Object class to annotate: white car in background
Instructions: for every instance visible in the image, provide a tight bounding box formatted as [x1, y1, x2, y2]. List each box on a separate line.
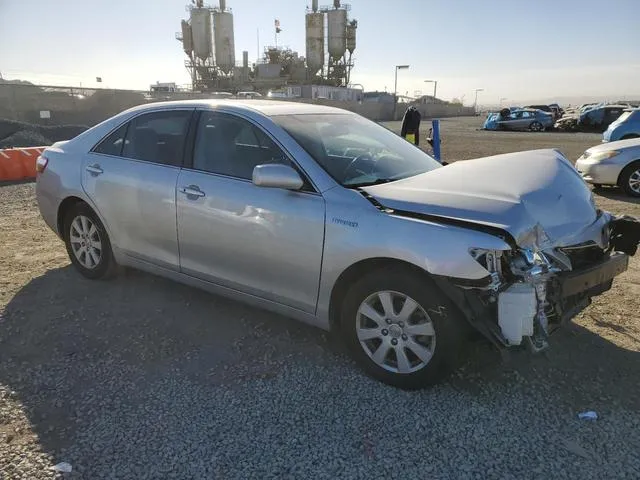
[575, 137, 640, 197]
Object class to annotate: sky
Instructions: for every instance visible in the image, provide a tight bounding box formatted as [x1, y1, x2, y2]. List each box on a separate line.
[1, 0, 639, 105]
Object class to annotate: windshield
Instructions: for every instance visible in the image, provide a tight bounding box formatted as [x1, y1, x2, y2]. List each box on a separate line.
[272, 113, 442, 187]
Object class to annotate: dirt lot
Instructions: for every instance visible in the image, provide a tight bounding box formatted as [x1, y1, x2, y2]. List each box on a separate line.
[1, 117, 639, 479]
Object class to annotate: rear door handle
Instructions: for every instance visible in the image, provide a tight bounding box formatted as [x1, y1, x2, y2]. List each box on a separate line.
[86, 164, 103, 175]
[180, 185, 205, 198]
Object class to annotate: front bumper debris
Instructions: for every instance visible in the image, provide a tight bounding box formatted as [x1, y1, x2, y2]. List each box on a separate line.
[446, 214, 640, 353]
[559, 253, 628, 298]
[609, 215, 640, 256]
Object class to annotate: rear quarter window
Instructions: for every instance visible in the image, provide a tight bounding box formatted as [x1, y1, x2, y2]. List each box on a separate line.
[92, 124, 128, 156]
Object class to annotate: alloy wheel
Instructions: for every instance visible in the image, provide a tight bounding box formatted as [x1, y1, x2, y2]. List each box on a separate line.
[69, 215, 102, 269]
[629, 168, 640, 194]
[356, 290, 436, 374]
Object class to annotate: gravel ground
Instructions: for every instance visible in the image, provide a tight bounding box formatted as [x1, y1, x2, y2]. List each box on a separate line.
[1, 118, 639, 479]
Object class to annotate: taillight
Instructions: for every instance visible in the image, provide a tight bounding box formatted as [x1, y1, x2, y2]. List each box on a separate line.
[36, 155, 48, 173]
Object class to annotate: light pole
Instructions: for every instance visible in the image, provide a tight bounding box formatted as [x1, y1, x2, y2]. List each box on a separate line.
[394, 65, 410, 103]
[424, 79, 437, 102]
[474, 88, 484, 113]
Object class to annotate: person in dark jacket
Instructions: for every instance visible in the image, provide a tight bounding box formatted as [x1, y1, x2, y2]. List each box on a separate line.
[400, 106, 421, 146]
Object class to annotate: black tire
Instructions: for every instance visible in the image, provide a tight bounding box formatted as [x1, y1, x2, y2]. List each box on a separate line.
[621, 134, 640, 140]
[63, 202, 118, 280]
[530, 121, 543, 132]
[618, 161, 640, 198]
[340, 267, 466, 389]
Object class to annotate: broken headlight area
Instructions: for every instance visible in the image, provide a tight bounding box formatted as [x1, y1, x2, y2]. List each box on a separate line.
[436, 215, 640, 356]
[443, 230, 638, 355]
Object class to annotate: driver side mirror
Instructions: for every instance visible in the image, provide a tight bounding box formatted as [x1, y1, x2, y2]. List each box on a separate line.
[252, 164, 304, 190]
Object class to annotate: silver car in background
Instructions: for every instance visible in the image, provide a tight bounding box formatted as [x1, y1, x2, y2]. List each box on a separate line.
[35, 100, 640, 389]
[575, 137, 640, 197]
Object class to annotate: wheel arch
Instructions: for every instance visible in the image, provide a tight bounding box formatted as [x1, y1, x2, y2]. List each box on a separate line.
[616, 159, 640, 187]
[56, 195, 113, 245]
[57, 196, 88, 238]
[328, 257, 442, 333]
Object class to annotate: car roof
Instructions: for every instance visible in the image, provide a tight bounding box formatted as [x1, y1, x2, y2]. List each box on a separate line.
[119, 99, 351, 117]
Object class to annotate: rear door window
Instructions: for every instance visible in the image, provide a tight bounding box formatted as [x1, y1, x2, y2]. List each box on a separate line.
[121, 110, 192, 166]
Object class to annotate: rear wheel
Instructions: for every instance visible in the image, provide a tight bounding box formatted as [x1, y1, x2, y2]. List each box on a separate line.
[340, 268, 466, 389]
[63, 203, 118, 279]
[619, 162, 640, 198]
[530, 121, 544, 132]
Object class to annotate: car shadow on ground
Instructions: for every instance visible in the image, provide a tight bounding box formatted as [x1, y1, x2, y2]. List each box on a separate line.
[594, 186, 640, 205]
[1, 265, 639, 467]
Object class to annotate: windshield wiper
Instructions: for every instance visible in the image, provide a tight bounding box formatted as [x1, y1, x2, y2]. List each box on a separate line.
[344, 178, 395, 188]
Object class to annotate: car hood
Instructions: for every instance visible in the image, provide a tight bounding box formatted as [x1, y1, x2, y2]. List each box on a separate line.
[587, 137, 640, 153]
[362, 149, 604, 250]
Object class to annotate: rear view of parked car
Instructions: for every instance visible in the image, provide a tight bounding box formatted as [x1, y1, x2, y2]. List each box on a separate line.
[35, 100, 640, 389]
[575, 137, 640, 197]
[603, 108, 640, 142]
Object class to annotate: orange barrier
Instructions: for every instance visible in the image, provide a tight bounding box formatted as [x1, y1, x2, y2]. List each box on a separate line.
[0, 147, 47, 181]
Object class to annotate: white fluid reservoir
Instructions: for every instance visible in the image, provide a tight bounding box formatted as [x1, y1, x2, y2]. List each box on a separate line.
[305, 12, 324, 75]
[327, 8, 347, 60]
[191, 8, 212, 61]
[497, 283, 537, 345]
[214, 10, 235, 73]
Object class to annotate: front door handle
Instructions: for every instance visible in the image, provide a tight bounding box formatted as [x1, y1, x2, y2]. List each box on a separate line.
[86, 164, 103, 175]
[180, 185, 205, 198]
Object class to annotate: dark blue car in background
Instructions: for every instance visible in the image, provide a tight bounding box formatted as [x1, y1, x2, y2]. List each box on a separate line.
[603, 108, 640, 142]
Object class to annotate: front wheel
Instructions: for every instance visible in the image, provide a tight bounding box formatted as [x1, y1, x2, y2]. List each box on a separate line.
[619, 162, 640, 198]
[340, 268, 466, 389]
[63, 203, 118, 279]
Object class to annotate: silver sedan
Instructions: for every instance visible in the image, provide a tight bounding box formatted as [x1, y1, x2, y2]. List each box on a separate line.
[575, 137, 640, 197]
[35, 100, 640, 389]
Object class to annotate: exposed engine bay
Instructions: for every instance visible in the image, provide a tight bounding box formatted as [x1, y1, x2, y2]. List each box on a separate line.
[439, 214, 640, 353]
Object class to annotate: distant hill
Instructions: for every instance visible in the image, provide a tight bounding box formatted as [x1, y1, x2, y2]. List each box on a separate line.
[0, 78, 35, 86]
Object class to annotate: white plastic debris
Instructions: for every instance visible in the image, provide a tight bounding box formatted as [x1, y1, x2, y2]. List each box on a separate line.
[52, 462, 73, 473]
[578, 411, 598, 420]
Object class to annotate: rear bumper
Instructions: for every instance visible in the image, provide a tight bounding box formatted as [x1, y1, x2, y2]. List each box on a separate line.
[35, 175, 61, 237]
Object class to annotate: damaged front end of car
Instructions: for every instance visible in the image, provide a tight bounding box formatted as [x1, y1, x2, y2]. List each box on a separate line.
[435, 214, 640, 353]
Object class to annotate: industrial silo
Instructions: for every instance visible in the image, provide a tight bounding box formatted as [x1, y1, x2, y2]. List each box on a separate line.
[346, 20, 357, 54]
[327, 7, 347, 61]
[190, 7, 213, 61]
[213, 1, 235, 73]
[180, 20, 193, 56]
[305, 0, 324, 76]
